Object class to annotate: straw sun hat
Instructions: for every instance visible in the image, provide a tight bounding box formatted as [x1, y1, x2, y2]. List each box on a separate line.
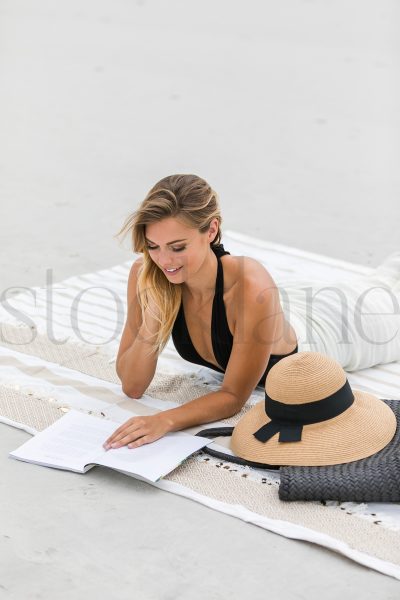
[231, 351, 397, 467]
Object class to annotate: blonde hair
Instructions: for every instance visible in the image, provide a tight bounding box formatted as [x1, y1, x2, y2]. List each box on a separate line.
[115, 174, 223, 357]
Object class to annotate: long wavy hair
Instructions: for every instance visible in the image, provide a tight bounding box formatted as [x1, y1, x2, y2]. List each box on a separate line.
[114, 174, 223, 357]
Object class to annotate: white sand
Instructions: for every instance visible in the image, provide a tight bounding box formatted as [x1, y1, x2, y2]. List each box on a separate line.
[1, 1, 400, 597]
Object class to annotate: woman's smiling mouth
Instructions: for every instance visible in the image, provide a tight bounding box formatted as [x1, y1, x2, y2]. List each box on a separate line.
[163, 266, 182, 275]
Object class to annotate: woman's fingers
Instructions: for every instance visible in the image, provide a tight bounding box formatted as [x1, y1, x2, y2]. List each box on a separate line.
[128, 436, 150, 449]
[102, 413, 170, 450]
[108, 430, 145, 449]
[103, 418, 143, 448]
[103, 418, 135, 443]
[112, 422, 143, 443]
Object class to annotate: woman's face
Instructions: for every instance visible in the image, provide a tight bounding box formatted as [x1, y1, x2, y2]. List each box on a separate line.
[144, 217, 217, 282]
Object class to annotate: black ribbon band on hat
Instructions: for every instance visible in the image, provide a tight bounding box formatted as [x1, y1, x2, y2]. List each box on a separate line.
[253, 379, 354, 444]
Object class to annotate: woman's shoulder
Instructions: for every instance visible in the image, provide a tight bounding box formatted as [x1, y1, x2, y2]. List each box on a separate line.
[126, 257, 144, 301]
[222, 253, 276, 292]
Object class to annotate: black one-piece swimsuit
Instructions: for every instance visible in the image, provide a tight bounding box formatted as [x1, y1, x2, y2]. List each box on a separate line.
[171, 243, 298, 387]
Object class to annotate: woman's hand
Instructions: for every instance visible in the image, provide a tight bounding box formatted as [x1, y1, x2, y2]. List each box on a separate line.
[103, 413, 173, 450]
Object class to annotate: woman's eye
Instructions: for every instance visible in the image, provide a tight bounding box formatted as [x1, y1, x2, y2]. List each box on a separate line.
[146, 246, 186, 252]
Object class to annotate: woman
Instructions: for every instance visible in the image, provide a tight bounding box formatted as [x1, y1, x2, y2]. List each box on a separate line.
[104, 174, 400, 451]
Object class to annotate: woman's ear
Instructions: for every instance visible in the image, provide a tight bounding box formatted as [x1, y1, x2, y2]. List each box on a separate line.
[208, 218, 219, 243]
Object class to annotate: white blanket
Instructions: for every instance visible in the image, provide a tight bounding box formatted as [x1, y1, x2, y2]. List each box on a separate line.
[1, 230, 400, 579]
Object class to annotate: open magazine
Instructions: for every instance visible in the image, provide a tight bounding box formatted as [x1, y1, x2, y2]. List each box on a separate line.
[9, 409, 212, 483]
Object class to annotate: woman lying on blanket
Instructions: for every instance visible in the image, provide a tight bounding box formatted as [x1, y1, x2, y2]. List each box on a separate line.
[103, 174, 400, 450]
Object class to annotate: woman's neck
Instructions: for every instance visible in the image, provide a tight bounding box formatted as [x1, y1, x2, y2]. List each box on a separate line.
[181, 249, 218, 305]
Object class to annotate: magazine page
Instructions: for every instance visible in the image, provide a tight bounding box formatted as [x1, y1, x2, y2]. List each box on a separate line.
[9, 410, 212, 481]
[96, 429, 211, 482]
[9, 410, 105, 473]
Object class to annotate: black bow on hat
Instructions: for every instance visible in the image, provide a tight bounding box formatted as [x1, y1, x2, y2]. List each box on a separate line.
[253, 379, 355, 444]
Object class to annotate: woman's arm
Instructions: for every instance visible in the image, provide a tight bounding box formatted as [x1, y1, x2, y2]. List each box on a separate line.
[103, 390, 240, 450]
[116, 257, 159, 398]
[162, 390, 240, 430]
[104, 271, 280, 450]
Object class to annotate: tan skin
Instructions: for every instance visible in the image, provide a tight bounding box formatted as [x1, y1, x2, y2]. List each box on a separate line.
[103, 217, 297, 451]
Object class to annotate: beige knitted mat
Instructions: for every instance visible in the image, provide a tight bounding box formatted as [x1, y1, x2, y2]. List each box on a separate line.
[1, 322, 400, 580]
